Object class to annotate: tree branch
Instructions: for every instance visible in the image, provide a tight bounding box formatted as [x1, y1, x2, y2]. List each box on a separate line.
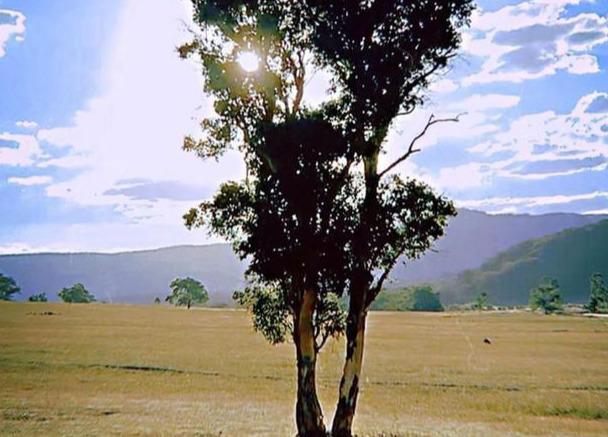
[378, 113, 463, 179]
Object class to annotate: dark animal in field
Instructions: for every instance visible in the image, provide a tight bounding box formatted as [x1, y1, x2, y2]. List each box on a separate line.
[483, 337, 492, 344]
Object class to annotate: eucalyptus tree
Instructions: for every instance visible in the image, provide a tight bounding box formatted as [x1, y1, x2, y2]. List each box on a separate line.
[166, 277, 209, 309]
[180, 3, 351, 433]
[180, 1, 473, 435]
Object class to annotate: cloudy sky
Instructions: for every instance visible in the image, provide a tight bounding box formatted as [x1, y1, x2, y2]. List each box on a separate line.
[1, 0, 607, 253]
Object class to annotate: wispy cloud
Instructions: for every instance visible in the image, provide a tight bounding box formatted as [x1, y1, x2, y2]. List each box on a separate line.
[0, 9, 25, 58]
[15, 120, 38, 130]
[462, 0, 608, 85]
[458, 191, 608, 210]
[0, 133, 43, 166]
[7, 175, 52, 186]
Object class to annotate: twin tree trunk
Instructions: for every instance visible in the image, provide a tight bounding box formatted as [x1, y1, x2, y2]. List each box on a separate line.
[294, 289, 326, 436]
[294, 153, 379, 436]
[294, 288, 368, 437]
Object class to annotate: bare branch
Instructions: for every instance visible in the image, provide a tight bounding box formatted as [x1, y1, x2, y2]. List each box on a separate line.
[378, 113, 463, 179]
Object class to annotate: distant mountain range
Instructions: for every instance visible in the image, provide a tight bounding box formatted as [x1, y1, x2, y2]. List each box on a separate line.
[0, 209, 605, 305]
[0, 244, 246, 304]
[390, 209, 607, 286]
[438, 219, 608, 305]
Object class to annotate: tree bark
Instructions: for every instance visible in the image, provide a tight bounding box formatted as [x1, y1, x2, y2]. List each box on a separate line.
[294, 289, 327, 437]
[332, 151, 378, 436]
[331, 293, 368, 437]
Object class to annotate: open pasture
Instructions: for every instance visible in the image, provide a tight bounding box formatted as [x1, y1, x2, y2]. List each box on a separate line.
[1, 303, 607, 436]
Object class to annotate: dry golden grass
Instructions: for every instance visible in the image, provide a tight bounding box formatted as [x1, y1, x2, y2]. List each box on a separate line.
[1, 302, 607, 436]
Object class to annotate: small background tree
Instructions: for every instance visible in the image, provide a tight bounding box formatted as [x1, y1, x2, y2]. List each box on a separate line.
[58, 283, 96, 303]
[472, 292, 489, 311]
[587, 272, 608, 314]
[166, 278, 209, 309]
[154, 297, 161, 305]
[529, 278, 563, 314]
[28, 293, 48, 302]
[407, 286, 444, 312]
[0, 273, 20, 301]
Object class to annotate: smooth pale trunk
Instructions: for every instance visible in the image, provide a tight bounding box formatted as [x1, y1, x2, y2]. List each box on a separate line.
[294, 289, 326, 436]
[332, 151, 378, 436]
[331, 308, 367, 436]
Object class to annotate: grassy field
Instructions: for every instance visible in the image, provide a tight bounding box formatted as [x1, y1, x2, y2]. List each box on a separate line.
[1, 303, 607, 436]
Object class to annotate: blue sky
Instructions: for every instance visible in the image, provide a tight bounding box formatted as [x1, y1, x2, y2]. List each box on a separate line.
[1, 0, 607, 253]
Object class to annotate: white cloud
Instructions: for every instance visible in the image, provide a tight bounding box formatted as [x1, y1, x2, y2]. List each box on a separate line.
[0, 8, 25, 58]
[448, 94, 521, 111]
[458, 191, 608, 210]
[452, 92, 608, 183]
[7, 175, 53, 186]
[583, 209, 608, 215]
[434, 163, 493, 191]
[0, 132, 43, 166]
[15, 120, 38, 130]
[429, 78, 459, 94]
[462, 1, 608, 85]
[37, 0, 244, 227]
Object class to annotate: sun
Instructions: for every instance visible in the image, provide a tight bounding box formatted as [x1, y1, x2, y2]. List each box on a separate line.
[236, 51, 260, 73]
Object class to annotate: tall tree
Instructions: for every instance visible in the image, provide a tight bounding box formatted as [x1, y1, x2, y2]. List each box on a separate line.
[0, 273, 20, 301]
[181, 1, 472, 435]
[587, 272, 608, 314]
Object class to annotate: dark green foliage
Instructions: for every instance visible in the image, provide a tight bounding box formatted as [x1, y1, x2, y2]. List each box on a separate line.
[154, 297, 161, 304]
[408, 287, 444, 312]
[234, 282, 291, 345]
[587, 273, 608, 314]
[182, 1, 472, 432]
[306, 0, 474, 146]
[440, 220, 608, 305]
[371, 286, 443, 312]
[28, 293, 47, 302]
[166, 277, 209, 309]
[472, 292, 489, 310]
[234, 281, 346, 351]
[529, 278, 563, 314]
[0, 273, 20, 301]
[58, 283, 96, 303]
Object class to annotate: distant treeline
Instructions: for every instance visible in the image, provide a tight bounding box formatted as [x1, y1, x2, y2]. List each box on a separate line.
[370, 285, 444, 312]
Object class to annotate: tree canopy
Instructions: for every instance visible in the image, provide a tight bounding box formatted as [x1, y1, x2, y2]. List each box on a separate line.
[166, 277, 209, 309]
[181, 1, 473, 435]
[529, 278, 563, 315]
[0, 273, 20, 301]
[28, 293, 48, 303]
[371, 286, 443, 312]
[58, 283, 96, 303]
